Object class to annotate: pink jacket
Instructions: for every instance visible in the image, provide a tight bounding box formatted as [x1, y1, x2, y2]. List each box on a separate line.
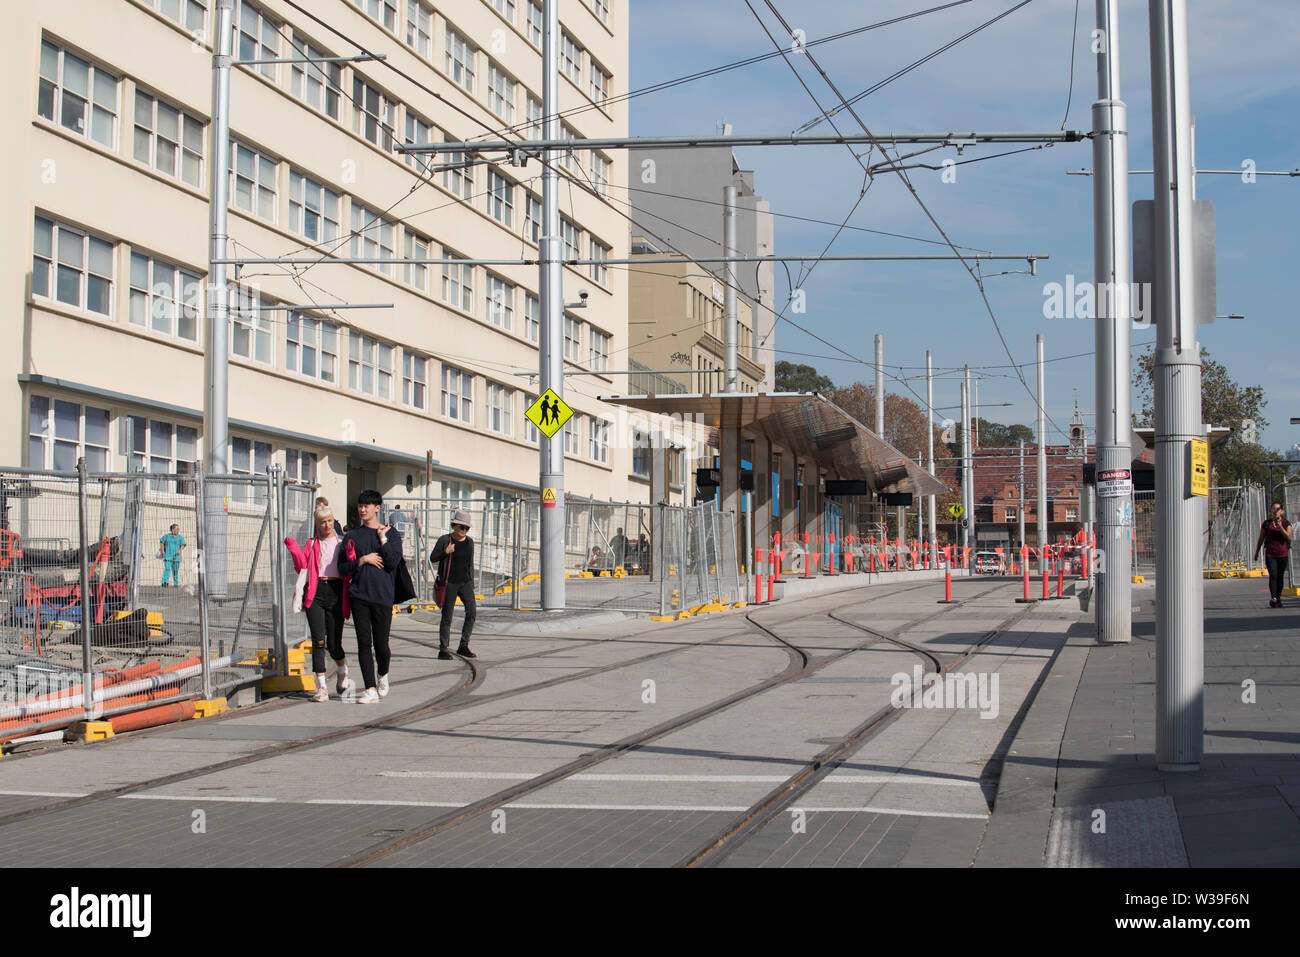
[283, 535, 351, 620]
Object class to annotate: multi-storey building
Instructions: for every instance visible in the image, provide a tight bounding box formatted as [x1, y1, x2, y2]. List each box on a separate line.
[8, 0, 632, 524]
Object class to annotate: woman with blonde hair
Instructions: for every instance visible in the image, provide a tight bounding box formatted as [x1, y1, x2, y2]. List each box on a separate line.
[284, 503, 354, 701]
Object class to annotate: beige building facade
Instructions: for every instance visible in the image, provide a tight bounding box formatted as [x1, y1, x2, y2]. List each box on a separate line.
[8, 0, 641, 526]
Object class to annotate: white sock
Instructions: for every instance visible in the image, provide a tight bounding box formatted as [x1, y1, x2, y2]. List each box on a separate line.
[315, 673, 327, 691]
[336, 662, 349, 677]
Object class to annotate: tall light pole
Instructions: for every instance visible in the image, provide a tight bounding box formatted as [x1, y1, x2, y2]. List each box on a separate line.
[960, 379, 970, 553]
[1037, 335, 1048, 571]
[1150, 0, 1204, 770]
[927, 351, 937, 566]
[1093, 0, 1133, 643]
[1018, 438, 1026, 553]
[539, 0, 566, 610]
[723, 185, 739, 393]
[874, 334, 884, 433]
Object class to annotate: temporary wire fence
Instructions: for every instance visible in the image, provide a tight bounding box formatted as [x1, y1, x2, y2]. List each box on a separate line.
[1131, 484, 1266, 572]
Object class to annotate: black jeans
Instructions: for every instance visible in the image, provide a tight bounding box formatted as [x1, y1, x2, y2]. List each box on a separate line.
[304, 579, 345, 673]
[439, 580, 477, 649]
[351, 598, 393, 688]
[1266, 554, 1289, 601]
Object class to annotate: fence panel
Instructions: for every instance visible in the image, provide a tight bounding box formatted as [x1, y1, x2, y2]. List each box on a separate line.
[1132, 490, 1155, 569]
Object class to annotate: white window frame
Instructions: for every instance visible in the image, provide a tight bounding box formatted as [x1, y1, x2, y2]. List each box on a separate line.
[444, 26, 476, 93]
[133, 90, 205, 187]
[564, 413, 582, 456]
[405, 0, 433, 58]
[404, 111, 435, 174]
[561, 218, 580, 260]
[32, 215, 114, 318]
[129, 415, 199, 494]
[402, 230, 432, 293]
[523, 393, 539, 443]
[352, 74, 396, 151]
[230, 140, 277, 221]
[442, 157, 473, 200]
[486, 170, 515, 227]
[590, 237, 610, 285]
[442, 252, 474, 313]
[486, 274, 514, 331]
[524, 193, 543, 244]
[229, 284, 274, 366]
[284, 447, 318, 484]
[354, 0, 397, 31]
[402, 351, 428, 410]
[632, 430, 650, 478]
[288, 170, 341, 244]
[229, 435, 272, 502]
[589, 59, 610, 107]
[37, 40, 120, 148]
[486, 382, 513, 436]
[523, 292, 539, 343]
[350, 204, 396, 275]
[235, 0, 279, 81]
[588, 418, 608, 464]
[591, 0, 610, 25]
[289, 32, 342, 120]
[149, 0, 208, 34]
[129, 252, 201, 342]
[591, 152, 611, 197]
[27, 395, 112, 473]
[487, 62, 515, 122]
[441, 365, 474, 425]
[286, 313, 339, 383]
[526, 2, 542, 47]
[491, 0, 517, 23]
[560, 31, 582, 84]
[526, 94, 542, 138]
[588, 327, 610, 372]
[563, 315, 581, 362]
[347, 331, 395, 400]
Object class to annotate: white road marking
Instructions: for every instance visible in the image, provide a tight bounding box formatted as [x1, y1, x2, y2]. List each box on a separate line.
[0, 789, 89, 798]
[379, 770, 981, 786]
[120, 793, 277, 803]
[800, 806, 988, 820]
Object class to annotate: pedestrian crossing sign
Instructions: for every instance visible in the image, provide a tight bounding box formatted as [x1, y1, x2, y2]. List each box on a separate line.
[948, 503, 964, 519]
[525, 389, 574, 439]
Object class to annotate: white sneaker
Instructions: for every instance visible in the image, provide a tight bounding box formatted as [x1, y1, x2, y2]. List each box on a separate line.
[309, 687, 329, 703]
[355, 687, 379, 704]
[377, 674, 389, 698]
[336, 673, 354, 696]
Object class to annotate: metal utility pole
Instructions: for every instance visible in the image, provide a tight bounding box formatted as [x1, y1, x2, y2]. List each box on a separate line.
[1037, 335, 1048, 571]
[1018, 439, 1027, 552]
[874, 335, 884, 433]
[973, 377, 980, 450]
[964, 364, 975, 548]
[539, 0, 565, 610]
[1150, 0, 1204, 770]
[960, 379, 970, 553]
[926, 351, 937, 566]
[205, 0, 233, 595]
[723, 185, 739, 393]
[1093, 0, 1133, 643]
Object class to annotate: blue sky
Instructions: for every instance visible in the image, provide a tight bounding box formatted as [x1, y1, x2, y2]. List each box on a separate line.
[628, 0, 1300, 450]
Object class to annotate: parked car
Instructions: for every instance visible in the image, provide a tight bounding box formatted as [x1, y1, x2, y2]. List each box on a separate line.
[974, 551, 1005, 575]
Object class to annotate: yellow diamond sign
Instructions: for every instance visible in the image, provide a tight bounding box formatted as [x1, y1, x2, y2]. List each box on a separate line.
[525, 389, 574, 439]
[948, 503, 964, 519]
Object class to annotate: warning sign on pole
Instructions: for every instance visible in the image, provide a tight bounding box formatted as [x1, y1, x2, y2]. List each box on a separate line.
[1097, 468, 1133, 499]
[1189, 439, 1209, 497]
[542, 487, 557, 509]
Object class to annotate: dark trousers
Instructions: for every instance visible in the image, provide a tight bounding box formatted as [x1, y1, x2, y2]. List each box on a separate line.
[304, 579, 345, 674]
[1266, 554, 1289, 601]
[352, 598, 393, 689]
[439, 580, 477, 649]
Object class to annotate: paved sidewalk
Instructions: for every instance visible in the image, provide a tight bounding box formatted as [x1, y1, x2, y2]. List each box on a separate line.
[979, 576, 1300, 867]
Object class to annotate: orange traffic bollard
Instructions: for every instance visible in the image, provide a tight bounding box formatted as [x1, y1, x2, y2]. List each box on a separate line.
[755, 547, 764, 603]
[937, 569, 956, 603]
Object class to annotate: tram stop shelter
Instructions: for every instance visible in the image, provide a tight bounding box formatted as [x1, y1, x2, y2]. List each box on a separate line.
[600, 391, 950, 573]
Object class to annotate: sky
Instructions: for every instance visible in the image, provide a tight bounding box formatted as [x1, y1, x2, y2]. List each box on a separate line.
[627, 0, 1300, 451]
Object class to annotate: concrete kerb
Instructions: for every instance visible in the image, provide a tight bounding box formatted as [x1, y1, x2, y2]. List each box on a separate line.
[974, 619, 1096, 867]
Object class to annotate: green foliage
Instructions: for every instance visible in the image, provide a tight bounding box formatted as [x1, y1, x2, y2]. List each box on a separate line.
[775, 361, 834, 393]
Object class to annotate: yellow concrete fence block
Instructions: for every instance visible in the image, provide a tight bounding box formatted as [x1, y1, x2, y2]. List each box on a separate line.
[67, 721, 114, 742]
[262, 675, 315, 693]
[193, 698, 229, 718]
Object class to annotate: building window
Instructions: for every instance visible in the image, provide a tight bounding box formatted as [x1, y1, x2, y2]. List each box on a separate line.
[523, 292, 539, 342]
[1004, 506, 1017, 522]
[526, 94, 542, 137]
[444, 26, 476, 93]
[288, 171, 340, 243]
[129, 253, 201, 341]
[564, 413, 581, 456]
[234, 1, 279, 80]
[33, 215, 114, 317]
[526, 2, 542, 47]
[588, 418, 608, 464]
[486, 275, 514, 330]
[404, 111, 435, 174]
[588, 328, 609, 372]
[442, 479, 473, 508]
[559, 123, 580, 174]
[563, 315, 581, 361]
[487, 62, 515, 122]
[591, 0, 610, 25]
[352, 75, 396, 151]
[284, 447, 317, 484]
[523, 394, 539, 443]
[229, 285, 273, 365]
[486, 170, 514, 226]
[441, 365, 473, 424]
[1065, 508, 1079, 522]
[353, 0, 397, 31]
[350, 204, 395, 275]
[229, 435, 272, 501]
[401, 352, 427, 410]
[442, 157, 473, 200]
[442, 253, 473, 313]
[149, 0, 208, 34]
[286, 313, 338, 383]
[591, 153, 611, 197]
[560, 31, 582, 84]
[129, 415, 198, 494]
[38, 40, 119, 148]
[589, 60, 610, 107]
[231, 141, 277, 221]
[289, 32, 342, 120]
[486, 382, 513, 435]
[491, 0, 517, 23]
[590, 238, 610, 285]
[524, 193, 542, 244]
[348, 331, 394, 399]
[405, 0, 433, 57]
[403, 230, 432, 292]
[133, 91, 204, 187]
[28, 396, 111, 472]
[560, 218, 580, 260]
[632, 430, 650, 477]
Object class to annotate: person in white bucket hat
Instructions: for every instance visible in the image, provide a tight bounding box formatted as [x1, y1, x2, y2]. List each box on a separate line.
[430, 510, 477, 660]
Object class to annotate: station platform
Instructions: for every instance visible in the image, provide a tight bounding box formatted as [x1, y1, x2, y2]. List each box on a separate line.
[1, 573, 1291, 868]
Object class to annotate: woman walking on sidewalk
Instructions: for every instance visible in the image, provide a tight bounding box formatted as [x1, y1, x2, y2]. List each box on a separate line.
[1254, 500, 1292, 608]
[339, 490, 404, 703]
[284, 504, 354, 702]
[430, 510, 476, 660]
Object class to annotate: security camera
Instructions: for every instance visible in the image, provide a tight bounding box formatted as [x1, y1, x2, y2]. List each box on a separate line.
[579, 290, 589, 300]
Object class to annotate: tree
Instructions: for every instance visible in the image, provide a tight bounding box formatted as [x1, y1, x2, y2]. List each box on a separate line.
[1133, 344, 1272, 485]
[975, 419, 1035, 448]
[775, 361, 833, 393]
